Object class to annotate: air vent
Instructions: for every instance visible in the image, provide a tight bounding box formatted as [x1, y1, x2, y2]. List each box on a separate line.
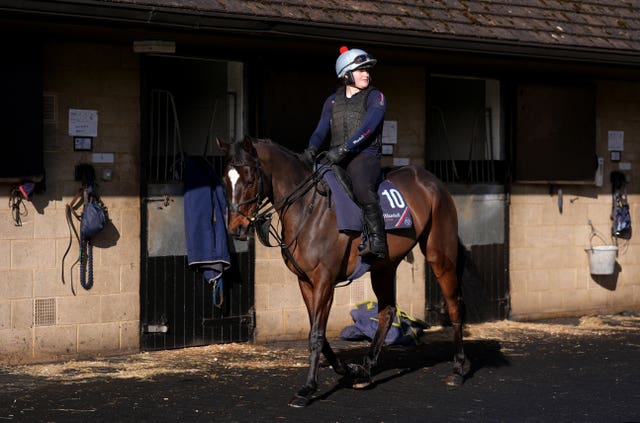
[34, 298, 56, 326]
[350, 279, 365, 304]
[42, 93, 57, 124]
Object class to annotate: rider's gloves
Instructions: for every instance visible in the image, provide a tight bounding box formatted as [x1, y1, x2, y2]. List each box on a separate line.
[326, 144, 350, 165]
[300, 145, 318, 168]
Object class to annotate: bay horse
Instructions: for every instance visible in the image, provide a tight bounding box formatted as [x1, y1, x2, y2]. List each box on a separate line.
[218, 136, 466, 408]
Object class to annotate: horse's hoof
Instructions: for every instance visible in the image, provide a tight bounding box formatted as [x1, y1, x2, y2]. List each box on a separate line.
[288, 394, 311, 408]
[352, 376, 373, 389]
[346, 363, 373, 389]
[332, 361, 349, 376]
[347, 363, 366, 377]
[445, 373, 464, 386]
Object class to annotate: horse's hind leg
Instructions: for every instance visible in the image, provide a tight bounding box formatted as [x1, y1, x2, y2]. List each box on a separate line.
[349, 266, 398, 389]
[429, 255, 467, 386]
[321, 340, 350, 375]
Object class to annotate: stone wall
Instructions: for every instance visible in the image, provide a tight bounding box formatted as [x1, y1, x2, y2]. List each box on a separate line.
[509, 81, 640, 320]
[0, 42, 141, 363]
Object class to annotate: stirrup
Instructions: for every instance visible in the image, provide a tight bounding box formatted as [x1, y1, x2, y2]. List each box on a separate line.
[358, 240, 386, 259]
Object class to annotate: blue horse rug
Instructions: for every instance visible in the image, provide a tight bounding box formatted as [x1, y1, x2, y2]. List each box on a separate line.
[183, 156, 231, 285]
[339, 300, 429, 346]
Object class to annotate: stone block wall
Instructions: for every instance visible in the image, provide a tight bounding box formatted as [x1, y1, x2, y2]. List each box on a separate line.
[0, 42, 141, 363]
[509, 80, 640, 320]
[378, 65, 427, 168]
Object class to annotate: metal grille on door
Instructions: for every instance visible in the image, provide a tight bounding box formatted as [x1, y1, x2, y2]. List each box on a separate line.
[141, 89, 254, 350]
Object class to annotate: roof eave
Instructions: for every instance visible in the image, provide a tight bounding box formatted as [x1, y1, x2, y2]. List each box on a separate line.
[2, 0, 640, 67]
[269, 22, 640, 67]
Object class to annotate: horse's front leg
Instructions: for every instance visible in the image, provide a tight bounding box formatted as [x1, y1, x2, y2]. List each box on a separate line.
[289, 278, 335, 408]
[349, 268, 397, 389]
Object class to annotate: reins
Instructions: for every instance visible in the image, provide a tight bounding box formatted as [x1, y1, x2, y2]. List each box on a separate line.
[231, 151, 328, 276]
[62, 190, 83, 295]
[255, 166, 326, 244]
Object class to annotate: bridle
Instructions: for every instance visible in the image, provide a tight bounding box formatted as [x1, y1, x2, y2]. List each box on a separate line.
[227, 153, 326, 237]
[226, 156, 266, 224]
[225, 151, 328, 277]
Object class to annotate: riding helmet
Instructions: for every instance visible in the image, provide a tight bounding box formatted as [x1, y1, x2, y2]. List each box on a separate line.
[335, 46, 377, 79]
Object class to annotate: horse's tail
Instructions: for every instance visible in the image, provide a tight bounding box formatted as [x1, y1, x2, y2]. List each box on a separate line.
[456, 237, 485, 323]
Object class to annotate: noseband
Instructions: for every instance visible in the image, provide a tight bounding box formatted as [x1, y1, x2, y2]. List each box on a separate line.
[226, 148, 329, 278]
[227, 157, 266, 223]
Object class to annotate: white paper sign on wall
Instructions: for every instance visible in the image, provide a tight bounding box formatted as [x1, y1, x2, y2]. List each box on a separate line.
[382, 120, 397, 144]
[607, 130, 624, 151]
[69, 109, 98, 137]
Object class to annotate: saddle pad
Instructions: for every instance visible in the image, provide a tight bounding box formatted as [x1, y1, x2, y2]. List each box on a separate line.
[322, 169, 413, 232]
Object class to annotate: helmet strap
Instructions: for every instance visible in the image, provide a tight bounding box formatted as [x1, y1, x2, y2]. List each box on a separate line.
[344, 72, 372, 98]
[344, 71, 355, 86]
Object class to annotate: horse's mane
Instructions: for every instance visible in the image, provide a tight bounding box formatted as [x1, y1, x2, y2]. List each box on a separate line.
[252, 137, 303, 163]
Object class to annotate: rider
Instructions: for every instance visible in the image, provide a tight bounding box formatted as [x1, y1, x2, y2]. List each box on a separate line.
[301, 46, 387, 259]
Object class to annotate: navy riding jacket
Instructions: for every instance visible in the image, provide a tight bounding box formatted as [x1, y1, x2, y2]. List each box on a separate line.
[308, 88, 386, 156]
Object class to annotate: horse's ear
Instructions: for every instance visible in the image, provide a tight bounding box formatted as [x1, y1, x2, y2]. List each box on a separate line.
[242, 135, 254, 152]
[216, 137, 229, 154]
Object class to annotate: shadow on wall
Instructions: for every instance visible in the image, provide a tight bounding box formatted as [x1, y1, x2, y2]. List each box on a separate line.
[92, 219, 120, 248]
[29, 189, 49, 215]
[590, 262, 620, 291]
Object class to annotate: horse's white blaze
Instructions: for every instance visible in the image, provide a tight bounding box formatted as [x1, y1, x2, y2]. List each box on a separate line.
[228, 168, 240, 199]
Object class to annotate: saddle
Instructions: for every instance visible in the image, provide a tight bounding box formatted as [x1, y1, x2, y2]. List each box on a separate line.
[322, 165, 413, 232]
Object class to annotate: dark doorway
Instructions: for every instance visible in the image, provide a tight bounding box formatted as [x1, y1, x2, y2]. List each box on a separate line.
[140, 56, 254, 350]
[426, 75, 510, 323]
[0, 42, 44, 181]
[257, 62, 337, 152]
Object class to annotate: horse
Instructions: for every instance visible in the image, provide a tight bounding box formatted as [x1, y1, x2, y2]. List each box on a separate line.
[217, 136, 467, 408]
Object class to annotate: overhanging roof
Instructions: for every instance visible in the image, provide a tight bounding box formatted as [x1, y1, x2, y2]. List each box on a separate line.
[2, 0, 640, 66]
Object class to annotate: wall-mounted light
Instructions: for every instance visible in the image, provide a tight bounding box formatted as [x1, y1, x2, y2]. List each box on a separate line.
[133, 40, 176, 54]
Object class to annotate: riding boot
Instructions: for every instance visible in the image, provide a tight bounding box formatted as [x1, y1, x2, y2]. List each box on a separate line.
[359, 203, 387, 259]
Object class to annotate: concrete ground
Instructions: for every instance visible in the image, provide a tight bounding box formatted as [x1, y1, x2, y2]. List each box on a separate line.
[1, 314, 639, 422]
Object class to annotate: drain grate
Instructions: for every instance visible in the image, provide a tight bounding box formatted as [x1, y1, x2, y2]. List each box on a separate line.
[34, 298, 56, 326]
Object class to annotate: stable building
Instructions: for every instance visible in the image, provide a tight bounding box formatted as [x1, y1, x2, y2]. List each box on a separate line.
[0, 0, 639, 363]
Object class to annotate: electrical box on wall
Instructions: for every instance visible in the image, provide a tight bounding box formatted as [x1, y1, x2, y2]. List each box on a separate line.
[92, 153, 114, 163]
[74, 137, 93, 151]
